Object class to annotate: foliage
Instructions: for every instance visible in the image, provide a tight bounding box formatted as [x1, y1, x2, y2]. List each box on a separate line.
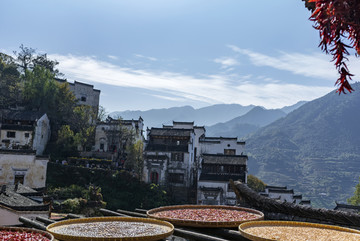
[247, 174, 266, 192]
[48, 184, 106, 216]
[308, 0, 360, 93]
[48, 184, 88, 200]
[0, 54, 22, 108]
[13, 44, 62, 77]
[47, 162, 170, 211]
[55, 125, 79, 159]
[348, 177, 360, 205]
[125, 140, 144, 179]
[23, 66, 58, 112]
[71, 105, 96, 151]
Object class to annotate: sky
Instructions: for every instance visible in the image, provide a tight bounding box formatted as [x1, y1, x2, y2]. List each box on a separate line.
[1, 0, 359, 113]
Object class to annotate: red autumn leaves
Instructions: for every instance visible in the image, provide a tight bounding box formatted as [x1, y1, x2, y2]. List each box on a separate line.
[309, 0, 360, 93]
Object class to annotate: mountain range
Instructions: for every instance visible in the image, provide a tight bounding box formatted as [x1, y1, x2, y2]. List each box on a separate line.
[111, 89, 360, 208]
[111, 101, 305, 132]
[246, 83, 360, 208]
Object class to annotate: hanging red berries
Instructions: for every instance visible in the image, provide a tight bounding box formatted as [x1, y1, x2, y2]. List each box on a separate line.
[308, 0, 360, 93]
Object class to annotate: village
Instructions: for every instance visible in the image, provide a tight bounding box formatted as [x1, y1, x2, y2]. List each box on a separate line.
[1, 78, 315, 227]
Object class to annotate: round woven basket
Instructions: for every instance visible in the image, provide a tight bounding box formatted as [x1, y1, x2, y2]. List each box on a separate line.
[147, 204, 264, 228]
[46, 216, 174, 241]
[0, 226, 54, 240]
[239, 220, 360, 241]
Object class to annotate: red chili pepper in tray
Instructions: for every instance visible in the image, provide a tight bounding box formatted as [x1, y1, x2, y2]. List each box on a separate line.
[0, 230, 50, 241]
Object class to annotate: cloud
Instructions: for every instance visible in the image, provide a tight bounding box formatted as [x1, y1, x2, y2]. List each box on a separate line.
[214, 57, 239, 69]
[107, 55, 118, 60]
[227, 45, 340, 80]
[50, 53, 334, 109]
[134, 54, 157, 61]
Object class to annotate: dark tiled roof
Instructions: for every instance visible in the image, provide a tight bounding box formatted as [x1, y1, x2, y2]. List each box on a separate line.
[293, 194, 303, 199]
[268, 188, 294, 194]
[149, 128, 193, 137]
[334, 203, 360, 212]
[0, 185, 49, 211]
[173, 121, 194, 125]
[145, 144, 188, 152]
[1, 110, 45, 121]
[199, 186, 222, 191]
[202, 154, 247, 165]
[199, 173, 245, 182]
[234, 181, 360, 227]
[6, 183, 40, 196]
[145, 154, 168, 160]
[265, 185, 287, 190]
[1, 124, 33, 131]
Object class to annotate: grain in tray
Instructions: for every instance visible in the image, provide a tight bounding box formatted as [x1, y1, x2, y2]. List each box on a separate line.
[245, 225, 360, 241]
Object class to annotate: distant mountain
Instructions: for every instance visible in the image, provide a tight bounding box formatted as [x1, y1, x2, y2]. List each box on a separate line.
[206, 107, 287, 138]
[246, 83, 360, 208]
[281, 101, 307, 114]
[110, 104, 255, 128]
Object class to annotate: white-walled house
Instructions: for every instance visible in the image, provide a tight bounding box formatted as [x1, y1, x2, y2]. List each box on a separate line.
[143, 121, 248, 205]
[260, 185, 311, 205]
[0, 110, 51, 155]
[56, 79, 101, 115]
[0, 151, 49, 188]
[143, 122, 205, 203]
[197, 137, 248, 205]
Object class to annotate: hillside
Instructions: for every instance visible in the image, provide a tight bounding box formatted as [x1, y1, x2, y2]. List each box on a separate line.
[206, 107, 287, 138]
[246, 83, 360, 208]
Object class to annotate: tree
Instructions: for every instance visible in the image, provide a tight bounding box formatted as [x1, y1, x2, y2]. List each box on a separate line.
[22, 65, 58, 112]
[306, 0, 360, 93]
[13, 45, 62, 78]
[104, 117, 134, 156]
[0, 54, 22, 108]
[13, 44, 35, 78]
[55, 125, 79, 159]
[347, 177, 360, 205]
[247, 174, 266, 192]
[71, 105, 97, 151]
[126, 140, 144, 179]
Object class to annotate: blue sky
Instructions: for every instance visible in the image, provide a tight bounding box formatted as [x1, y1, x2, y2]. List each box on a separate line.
[2, 0, 358, 112]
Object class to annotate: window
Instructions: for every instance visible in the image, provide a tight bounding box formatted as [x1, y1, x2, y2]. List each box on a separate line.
[25, 133, 30, 138]
[7, 131, 15, 138]
[171, 152, 184, 162]
[169, 173, 184, 183]
[81, 96, 87, 102]
[224, 149, 236, 155]
[15, 175, 25, 185]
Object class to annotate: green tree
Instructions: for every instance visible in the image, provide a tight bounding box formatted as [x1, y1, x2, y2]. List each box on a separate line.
[22, 66, 58, 113]
[348, 177, 360, 205]
[13, 45, 62, 78]
[71, 105, 97, 151]
[0, 54, 22, 108]
[126, 140, 144, 179]
[247, 174, 266, 192]
[55, 125, 79, 159]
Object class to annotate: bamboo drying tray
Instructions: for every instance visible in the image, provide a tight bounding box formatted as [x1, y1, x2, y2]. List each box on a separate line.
[147, 204, 264, 228]
[239, 220, 360, 241]
[0, 226, 54, 240]
[46, 216, 174, 241]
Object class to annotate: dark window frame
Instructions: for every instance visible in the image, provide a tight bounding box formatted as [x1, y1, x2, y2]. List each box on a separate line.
[7, 131, 16, 138]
